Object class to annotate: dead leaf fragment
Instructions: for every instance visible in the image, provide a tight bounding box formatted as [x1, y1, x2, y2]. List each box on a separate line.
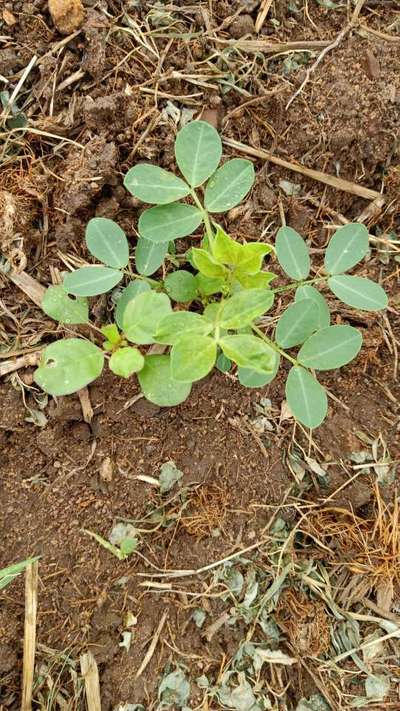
[100, 457, 113, 482]
[48, 0, 85, 35]
[3, 9, 17, 25]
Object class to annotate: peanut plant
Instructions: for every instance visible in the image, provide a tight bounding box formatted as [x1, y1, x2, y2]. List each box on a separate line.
[35, 121, 388, 428]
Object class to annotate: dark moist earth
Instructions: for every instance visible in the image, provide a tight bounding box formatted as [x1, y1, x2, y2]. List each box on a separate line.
[1, 0, 400, 709]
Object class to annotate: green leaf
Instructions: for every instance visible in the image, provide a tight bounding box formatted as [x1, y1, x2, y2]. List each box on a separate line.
[285, 366, 328, 428]
[124, 164, 190, 204]
[138, 354, 192, 406]
[123, 291, 172, 344]
[34, 338, 104, 396]
[139, 203, 203, 243]
[101, 323, 120, 344]
[0, 558, 39, 591]
[295, 285, 330, 329]
[328, 275, 388, 311]
[164, 270, 198, 302]
[219, 288, 274, 329]
[216, 352, 231, 372]
[63, 267, 122, 297]
[298, 325, 362, 370]
[195, 273, 226, 296]
[155, 312, 212, 345]
[275, 226, 310, 280]
[42, 285, 88, 324]
[115, 281, 151, 329]
[220, 335, 276, 373]
[109, 347, 144, 378]
[238, 351, 280, 387]
[171, 334, 217, 382]
[85, 218, 129, 268]
[191, 248, 228, 278]
[235, 271, 276, 289]
[205, 159, 255, 213]
[275, 298, 319, 348]
[236, 242, 273, 274]
[135, 236, 168, 276]
[211, 226, 242, 265]
[175, 120, 222, 187]
[324, 223, 369, 275]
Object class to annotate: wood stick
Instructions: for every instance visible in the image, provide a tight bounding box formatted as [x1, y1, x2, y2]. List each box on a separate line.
[255, 0, 273, 33]
[21, 560, 39, 711]
[80, 651, 101, 711]
[222, 137, 382, 202]
[6, 271, 45, 308]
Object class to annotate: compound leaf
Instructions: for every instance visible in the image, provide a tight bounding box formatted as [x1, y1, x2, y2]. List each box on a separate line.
[63, 266, 122, 297]
[123, 291, 172, 344]
[175, 120, 222, 187]
[298, 324, 362, 370]
[220, 335, 275, 373]
[205, 159, 255, 213]
[328, 275, 388, 311]
[171, 334, 217, 382]
[34, 338, 104, 396]
[324, 223, 369, 275]
[219, 288, 274, 329]
[139, 203, 203, 243]
[276, 298, 319, 348]
[275, 226, 310, 280]
[135, 236, 168, 276]
[109, 347, 144, 378]
[138, 354, 192, 406]
[295, 285, 330, 329]
[115, 281, 151, 329]
[285, 366, 327, 429]
[124, 164, 190, 204]
[42, 285, 88, 324]
[85, 218, 129, 268]
[155, 312, 212, 345]
[164, 270, 198, 302]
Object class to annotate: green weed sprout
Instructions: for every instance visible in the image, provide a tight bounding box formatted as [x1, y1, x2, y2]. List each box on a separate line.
[35, 121, 388, 429]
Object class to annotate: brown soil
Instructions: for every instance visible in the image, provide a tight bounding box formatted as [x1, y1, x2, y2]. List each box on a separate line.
[1, 1, 399, 709]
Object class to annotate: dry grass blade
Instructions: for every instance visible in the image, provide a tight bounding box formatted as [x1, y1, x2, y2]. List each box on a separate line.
[255, 0, 273, 33]
[5, 270, 45, 308]
[223, 137, 382, 201]
[0, 351, 42, 377]
[80, 651, 101, 711]
[136, 610, 168, 678]
[21, 560, 39, 711]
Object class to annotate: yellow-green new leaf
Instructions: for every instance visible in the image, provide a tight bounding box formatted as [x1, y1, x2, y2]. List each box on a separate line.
[138, 354, 191, 406]
[123, 291, 172, 344]
[171, 335, 217, 382]
[155, 312, 212, 345]
[235, 242, 273, 274]
[219, 288, 274, 329]
[191, 248, 228, 278]
[220, 335, 275, 373]
[211, 226, 242, 265]
[109, 347, 144, 378]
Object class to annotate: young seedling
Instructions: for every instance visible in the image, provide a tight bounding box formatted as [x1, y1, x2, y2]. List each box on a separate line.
[36, 121, 388, 429]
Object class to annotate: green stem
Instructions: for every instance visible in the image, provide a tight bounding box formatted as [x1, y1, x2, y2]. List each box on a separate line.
[252, 324, 298, 367]
[190, 188, 214, 242]
[272, 276, 326, 295]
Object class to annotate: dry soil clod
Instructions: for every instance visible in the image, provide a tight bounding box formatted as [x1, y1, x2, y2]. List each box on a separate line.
[48, 0, 85, 35]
